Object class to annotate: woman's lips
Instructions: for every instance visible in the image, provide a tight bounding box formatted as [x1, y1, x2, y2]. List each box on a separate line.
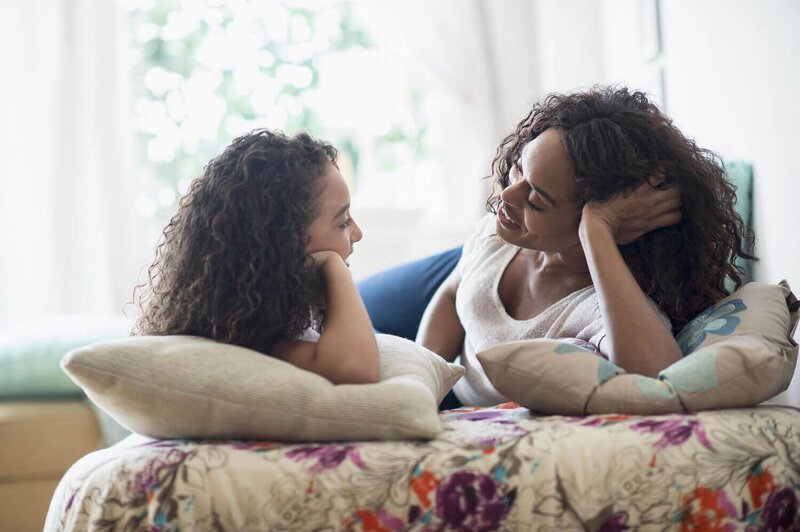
[497, 203, 519, 229]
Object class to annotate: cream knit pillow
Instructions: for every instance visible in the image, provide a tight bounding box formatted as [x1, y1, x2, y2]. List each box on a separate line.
[61, 334, 463, 441]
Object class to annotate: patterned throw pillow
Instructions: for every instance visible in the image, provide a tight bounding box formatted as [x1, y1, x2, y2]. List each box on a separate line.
[61, 334, 464, 441]
[478, 281, 799, 415]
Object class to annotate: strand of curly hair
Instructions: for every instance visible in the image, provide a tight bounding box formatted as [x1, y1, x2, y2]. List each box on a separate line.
[488, 86, 757, 331]
[132, 129, 338, 354]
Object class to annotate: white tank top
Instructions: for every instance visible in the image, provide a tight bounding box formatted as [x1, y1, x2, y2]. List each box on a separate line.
[451, 214, 669, 406]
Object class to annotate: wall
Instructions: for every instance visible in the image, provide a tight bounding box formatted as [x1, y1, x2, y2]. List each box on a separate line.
[595, 0, 800, 404]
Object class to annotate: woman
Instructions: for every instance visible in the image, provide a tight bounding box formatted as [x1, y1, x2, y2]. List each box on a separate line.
[417, 86, 755, 407]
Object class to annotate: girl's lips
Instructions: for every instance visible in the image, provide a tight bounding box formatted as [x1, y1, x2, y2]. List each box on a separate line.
[497, 203, 519, 229]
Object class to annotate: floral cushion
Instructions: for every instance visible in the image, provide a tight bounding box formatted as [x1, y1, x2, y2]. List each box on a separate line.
[46, 403, 800, 530]
[61, 334, 464, 441]
[477, 281, 799, 414]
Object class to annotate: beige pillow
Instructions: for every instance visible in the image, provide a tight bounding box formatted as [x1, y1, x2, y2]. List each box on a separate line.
[478, 281, 799, 415]
[61, 334, 464, 441]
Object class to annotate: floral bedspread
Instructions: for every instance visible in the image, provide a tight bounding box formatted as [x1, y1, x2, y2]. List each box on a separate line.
[46, 404, 800, 531]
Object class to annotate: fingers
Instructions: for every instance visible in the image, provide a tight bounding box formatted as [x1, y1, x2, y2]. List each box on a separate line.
[651, 210, 682, 229]
[651, 195, 682, 216]
[636, 182, 681, 213]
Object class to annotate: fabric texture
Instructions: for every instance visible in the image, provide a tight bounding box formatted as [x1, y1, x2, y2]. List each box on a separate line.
[453, 214, 670, 407]
[47, 403, 800, 531]
[357, 246, 462, 340]
[61, 334, 464, 441]
[0, 315, 131, 399]
[478, 281, 799, 414]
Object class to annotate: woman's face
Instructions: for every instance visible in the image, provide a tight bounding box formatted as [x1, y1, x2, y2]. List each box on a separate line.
[305, 163, 362, 266]
[496, 128, 582, 252]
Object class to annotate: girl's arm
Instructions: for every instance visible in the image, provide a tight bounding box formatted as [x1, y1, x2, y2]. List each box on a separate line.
[272, 252, 380, 384]
[580, 183, 683, 377]
[416, 268, 465, 363]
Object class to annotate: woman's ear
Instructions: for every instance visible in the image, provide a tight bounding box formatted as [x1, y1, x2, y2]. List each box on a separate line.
[647, 166, 668, 189]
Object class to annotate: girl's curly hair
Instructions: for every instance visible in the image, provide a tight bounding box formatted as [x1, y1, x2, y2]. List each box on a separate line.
[489, 86, 756, 331]
[133, 129, 338, 353]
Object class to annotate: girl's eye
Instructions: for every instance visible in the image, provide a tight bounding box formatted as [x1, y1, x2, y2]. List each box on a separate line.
[340, 217, 352, 228]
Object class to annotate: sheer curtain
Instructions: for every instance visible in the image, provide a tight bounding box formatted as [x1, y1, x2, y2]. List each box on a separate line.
[0, 0, 141, 328]
[347, 0, 544, 275]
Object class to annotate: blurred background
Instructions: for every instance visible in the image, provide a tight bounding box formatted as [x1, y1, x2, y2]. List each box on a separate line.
[1, 0, 798, 402]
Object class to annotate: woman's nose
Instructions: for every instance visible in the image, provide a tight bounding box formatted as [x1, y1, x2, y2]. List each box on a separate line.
[500, 179, 524, 208]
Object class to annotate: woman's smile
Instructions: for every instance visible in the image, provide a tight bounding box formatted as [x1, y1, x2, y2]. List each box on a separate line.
[497, 202, 520, 229]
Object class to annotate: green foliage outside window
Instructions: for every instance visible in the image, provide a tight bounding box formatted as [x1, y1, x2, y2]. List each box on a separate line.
[126, 0, 430, 223]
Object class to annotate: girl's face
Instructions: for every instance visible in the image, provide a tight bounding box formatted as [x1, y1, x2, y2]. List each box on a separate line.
[495, 128, 582, 252]
[305, 164, 362, 266]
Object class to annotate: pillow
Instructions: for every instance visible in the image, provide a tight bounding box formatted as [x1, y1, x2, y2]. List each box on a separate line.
[477, 281, 799, 415]
[61, 333, 464, 441]
[0, 315, 131, 399]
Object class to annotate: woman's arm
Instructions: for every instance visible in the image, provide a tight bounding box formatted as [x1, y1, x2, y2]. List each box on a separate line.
[580, 183, 683, 377]
[272, 252, 380, 384]
[416, 268, 465, 363]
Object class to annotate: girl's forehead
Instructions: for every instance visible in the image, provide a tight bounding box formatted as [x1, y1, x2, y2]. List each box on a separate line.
[317, 164, 350, 214]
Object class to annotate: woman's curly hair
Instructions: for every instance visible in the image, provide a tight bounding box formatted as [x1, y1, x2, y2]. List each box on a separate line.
[133, 129, 338, 353]
[489, 86, 756, 331]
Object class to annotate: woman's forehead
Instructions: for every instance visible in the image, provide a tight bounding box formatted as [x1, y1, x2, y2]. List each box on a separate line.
[519, 129, 575, 197]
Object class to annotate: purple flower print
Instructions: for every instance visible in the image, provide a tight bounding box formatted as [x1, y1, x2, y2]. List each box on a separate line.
[286, 444, 365, 474]
[456, 411, 504, 422]
[126, 449, 189, 495]
[760, 487, 800, 531]
[597, 513, 629, 531]
[631, 418, 711, 449]
[435, 471, 509, 531]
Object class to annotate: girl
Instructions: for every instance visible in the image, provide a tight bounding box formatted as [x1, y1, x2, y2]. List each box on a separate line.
[418, 86, 755, 407]
[134, 129, 380, 384]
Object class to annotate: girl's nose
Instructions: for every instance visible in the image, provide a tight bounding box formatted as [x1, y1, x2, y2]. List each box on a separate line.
[351, 220, 363, 243]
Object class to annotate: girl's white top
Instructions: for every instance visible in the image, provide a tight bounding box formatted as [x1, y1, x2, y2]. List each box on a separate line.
[451, 214, 670, 407]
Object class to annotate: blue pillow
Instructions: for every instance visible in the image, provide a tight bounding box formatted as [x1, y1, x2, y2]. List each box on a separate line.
[357, 247, 462, 340]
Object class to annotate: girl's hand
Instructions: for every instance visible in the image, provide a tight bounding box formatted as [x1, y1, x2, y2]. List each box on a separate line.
[309, 250, 344, 273]
[308, 251, 348, 309]
[581, 180, 682, 245]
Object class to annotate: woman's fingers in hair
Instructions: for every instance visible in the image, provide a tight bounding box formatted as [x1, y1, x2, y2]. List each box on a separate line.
[652, 209, 682, 229]
[651, 194, 682, 216]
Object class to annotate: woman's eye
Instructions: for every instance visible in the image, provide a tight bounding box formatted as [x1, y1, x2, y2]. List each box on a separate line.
[527, 199, 543, 212]
[340, 217, 352, 228]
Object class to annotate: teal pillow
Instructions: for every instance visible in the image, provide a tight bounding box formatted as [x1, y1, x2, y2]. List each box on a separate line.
[725, 160, 753, 291]
[0, 315, 131, 399]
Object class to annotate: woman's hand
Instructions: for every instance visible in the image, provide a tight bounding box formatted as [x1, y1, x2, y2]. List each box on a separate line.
[581, 180, 682, 245]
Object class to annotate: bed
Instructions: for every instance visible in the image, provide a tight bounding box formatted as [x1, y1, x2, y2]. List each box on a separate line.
[46, 402, 800, 530]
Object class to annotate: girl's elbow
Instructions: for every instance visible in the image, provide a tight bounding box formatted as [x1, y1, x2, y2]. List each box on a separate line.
[335, 363, 381, 384]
